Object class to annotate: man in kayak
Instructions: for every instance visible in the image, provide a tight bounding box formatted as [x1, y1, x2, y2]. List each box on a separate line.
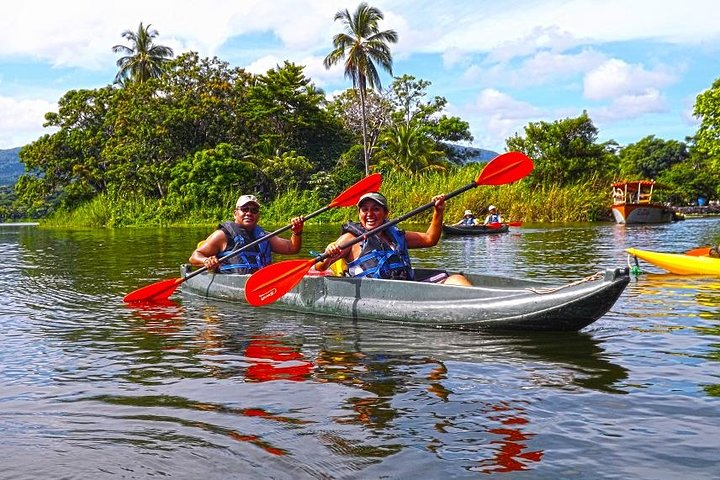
[315, 192, 472, 286]
[711, 245, 720, 258]
[189, 194, 305, 273]
[454, 209, 477, 226]
[483, 205, 503, 225]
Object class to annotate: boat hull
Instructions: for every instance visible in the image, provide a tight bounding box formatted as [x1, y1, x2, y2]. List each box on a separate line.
[442, 224, 509, 235]
[180, 266, 630, 332]
[612, 203, 674, 224]
[626, 248, 720, 275]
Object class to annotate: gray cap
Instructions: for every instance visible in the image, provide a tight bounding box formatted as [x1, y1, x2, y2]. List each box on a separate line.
[357, 192, 388, 208]
[236, 194, 260, 208]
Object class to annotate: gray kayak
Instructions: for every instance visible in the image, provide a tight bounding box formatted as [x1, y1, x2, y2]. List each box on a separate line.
[180, 265, 630, 332]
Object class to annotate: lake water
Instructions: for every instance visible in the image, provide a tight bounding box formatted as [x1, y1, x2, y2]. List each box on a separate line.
[1, 218, 719, 479]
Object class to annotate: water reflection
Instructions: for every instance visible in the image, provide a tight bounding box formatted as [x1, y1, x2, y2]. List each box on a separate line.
[4, 221, 720, 478]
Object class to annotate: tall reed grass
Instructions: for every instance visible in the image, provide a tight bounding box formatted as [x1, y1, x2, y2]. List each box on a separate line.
[39, 166, 612, 228]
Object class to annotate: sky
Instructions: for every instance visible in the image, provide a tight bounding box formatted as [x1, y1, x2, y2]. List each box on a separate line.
[1, 0, 719, 153]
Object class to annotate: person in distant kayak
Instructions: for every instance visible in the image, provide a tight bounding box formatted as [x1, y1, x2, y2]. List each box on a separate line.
[315, 192, 472, 286]
[189, 194, 305, 273]
[454, 209, 477, 226]
[483, 205, 503, 225]
[710, 245, 720, 258]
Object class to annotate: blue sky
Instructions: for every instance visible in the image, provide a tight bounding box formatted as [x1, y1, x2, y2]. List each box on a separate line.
[1, 0, 719, 152]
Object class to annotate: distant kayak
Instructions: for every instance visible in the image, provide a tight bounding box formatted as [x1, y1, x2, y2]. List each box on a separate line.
[626, 248, 720, 275]
[442, 223, 509, 235]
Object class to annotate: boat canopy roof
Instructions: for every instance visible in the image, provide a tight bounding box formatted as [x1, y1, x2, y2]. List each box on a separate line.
[612, 180, 663, 191]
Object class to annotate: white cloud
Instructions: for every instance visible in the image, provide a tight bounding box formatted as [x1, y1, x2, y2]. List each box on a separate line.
[592, 88, 666, 122]
[457, 89, 544, 150]
[584, 59, 676, 100]
[0, 96, 57, 149]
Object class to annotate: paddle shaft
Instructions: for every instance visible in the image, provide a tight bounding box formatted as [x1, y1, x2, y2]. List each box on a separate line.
[184, 204, 333, 282]
[311, 181, 477, 265]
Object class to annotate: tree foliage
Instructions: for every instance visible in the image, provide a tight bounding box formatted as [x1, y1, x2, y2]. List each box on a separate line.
[693, 77, 720, 172]
[324, 2, 398, 175]
[618, 135, 688, 180]
[506, 112, 615, 187]
[112, 22, 174, 86]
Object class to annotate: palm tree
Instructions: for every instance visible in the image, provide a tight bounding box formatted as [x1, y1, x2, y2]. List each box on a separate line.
[324, 3, 398, 175]
[112, 22, 174, 86]
[374, 123, 447, 174]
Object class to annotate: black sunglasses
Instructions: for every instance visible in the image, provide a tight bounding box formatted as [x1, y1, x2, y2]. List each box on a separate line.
[238, 206, 259, 214]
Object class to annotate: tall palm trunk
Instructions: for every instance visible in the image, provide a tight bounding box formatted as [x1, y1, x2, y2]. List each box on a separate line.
[359, 84, 370, 176]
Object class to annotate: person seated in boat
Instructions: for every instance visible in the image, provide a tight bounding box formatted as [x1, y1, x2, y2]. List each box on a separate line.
[189, 194, 305, 273]
[454, 209, 477, 226]
[613, 187, 624, 204]
[710, 245, 720, 258]
[483, 205, 503, 225]
[314, 192, 472, 286]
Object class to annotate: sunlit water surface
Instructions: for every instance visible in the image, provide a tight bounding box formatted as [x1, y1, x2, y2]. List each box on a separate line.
[1, 218, 719, 479]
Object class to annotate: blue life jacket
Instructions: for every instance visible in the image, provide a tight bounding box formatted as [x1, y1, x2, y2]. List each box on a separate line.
[486, 213, 501, 224]
[218, 221, 272, 274]
[460, 216, 476, 225]
[342, 221, 414, 280]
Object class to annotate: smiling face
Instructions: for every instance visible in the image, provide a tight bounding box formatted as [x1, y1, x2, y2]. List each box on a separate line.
[358, 199, 388, 229]
[234, 203, 260, 229]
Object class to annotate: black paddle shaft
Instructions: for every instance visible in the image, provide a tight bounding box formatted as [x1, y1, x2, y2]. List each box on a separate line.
[184, 204, 332, 282]
[312, 181, 477, 264]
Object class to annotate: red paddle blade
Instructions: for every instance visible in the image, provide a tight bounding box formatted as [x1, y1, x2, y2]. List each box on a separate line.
[686, 246, 711, 257]
[245, 259, 316, 306]
[124, 277, 183, 302]
[507, 221, 523, 227]
[476, 152, 534, 186]
[328, 173, 382, 208]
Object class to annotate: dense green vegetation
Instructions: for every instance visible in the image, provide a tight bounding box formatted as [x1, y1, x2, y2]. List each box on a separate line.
[6, 5, 720, 226]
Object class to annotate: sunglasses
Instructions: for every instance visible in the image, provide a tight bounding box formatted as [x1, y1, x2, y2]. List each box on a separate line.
[238, 206, 259, 214]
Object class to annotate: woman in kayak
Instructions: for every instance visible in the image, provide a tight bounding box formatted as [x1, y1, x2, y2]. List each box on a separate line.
[315, 192, 472, 286]
[189, 194, 305, 273]
[454, 209, 477, 226]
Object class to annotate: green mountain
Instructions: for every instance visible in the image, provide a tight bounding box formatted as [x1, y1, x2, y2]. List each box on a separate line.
[0, 147, 23, 185]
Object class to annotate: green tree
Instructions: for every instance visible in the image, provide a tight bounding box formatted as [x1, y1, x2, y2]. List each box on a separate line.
[693, 77, 720, 173]
[373, 122, 447, 174]
[506, 111, 615, 187]
[324, 2, 398, 175]
[112, 22, 174, 86]
[387, 75, 472, 162]
[247, 61, 349, 171]
[17, 87, 116, 209]
[618, 135, 688, 180]
[167, 143, 258, 211]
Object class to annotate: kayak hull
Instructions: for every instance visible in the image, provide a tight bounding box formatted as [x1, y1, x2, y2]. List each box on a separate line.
[180, 265, 630, 332]
[442, 224, 509, 235]
[626, 248, 720, 275]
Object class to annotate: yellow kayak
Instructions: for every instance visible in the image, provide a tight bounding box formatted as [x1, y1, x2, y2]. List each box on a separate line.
[626, 248, 720, 275]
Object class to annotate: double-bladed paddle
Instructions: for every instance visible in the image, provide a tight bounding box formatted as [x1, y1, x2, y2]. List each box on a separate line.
[245, 151, 534, 307]
[123, 173, 382, 303]
[685, 246, 711, 257]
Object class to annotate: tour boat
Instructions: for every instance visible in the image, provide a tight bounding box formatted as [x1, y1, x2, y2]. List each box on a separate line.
[611, 180, 677, 224]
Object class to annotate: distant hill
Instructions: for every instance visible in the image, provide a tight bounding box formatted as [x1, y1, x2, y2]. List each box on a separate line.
[0, 147, 23, 185]
[445, 144, 499, 165]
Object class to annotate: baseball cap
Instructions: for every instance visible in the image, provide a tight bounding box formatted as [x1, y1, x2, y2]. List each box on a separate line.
[464, 209, 473, 215]
[236, 194, 261, 208]
[357, 192, 388, 208]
